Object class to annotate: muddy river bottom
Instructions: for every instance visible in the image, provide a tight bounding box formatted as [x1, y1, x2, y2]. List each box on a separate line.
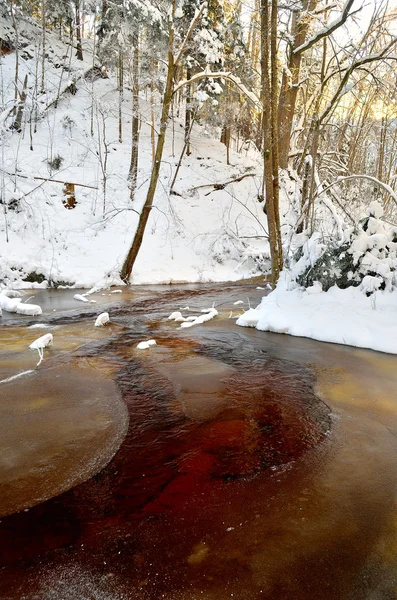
[0, 283, 397, 599]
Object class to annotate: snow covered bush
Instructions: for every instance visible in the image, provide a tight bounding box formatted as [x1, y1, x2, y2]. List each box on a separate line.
[293, 201, 397, 295]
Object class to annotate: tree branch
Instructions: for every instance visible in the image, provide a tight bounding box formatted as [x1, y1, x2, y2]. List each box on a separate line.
[317, 174, 397, 207]
[319, 38, 397, 124]
[174, 3, 207, 66]
[293, 0, 356, 56]
[173, 69, 260, 107]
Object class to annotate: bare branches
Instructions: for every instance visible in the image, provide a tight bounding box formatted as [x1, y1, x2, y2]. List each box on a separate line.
[318, 175, 397, 207]
[293, 0, 356, 56]
[319, 38, 397, 124]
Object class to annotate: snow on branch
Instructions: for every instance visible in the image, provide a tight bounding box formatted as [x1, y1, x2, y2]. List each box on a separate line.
[293, 0, 356, 56]
[318, 175, 397, 207]
[173, 69, 260, 107]
[174, 2, 207, 66]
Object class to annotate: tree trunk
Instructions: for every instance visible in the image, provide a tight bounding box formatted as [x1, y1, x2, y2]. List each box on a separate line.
[121, 18, 175, 282]
[118, 51, 123, 143]
[74, 0, 84, 61]
[12, 74, 28, 132]
[41, 0, 46, 93]
[150, 62, 156, 165]
[270, 0, 283, 272]
[10, 1, 19, 116]
[277, 0, 318, 168]
[98, 0, 108, 42]
[306, 37, 327, 231]
[185, 65, 192, 156]
[128, 32, 140, 199]
[261, 0, 282, 285]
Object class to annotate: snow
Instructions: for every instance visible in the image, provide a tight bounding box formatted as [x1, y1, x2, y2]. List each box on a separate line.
[94, 312, 110, 327]
[168, 311, 184, 321]
[237, 275, 397, 355]
[0, 295, 21, 312]
[293, 0, 355, 55]
[0, 14, 269, 290]
[74, 294, 89, 303]
[180, 307, 218, 328]
[0, 291, 42, 315]
[0, 370, 35, 384]
[1, 290, 22, 298]
[29, 332, 53, 365]
[137, 339, 156, 350]
[29, 333, 53, 350]
[15, 302, 43, 316]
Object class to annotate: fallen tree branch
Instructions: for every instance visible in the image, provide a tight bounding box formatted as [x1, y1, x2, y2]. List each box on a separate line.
[189, 172, 256, 194]
[1, 170, 98, 189]
[33, 176, 97, 189]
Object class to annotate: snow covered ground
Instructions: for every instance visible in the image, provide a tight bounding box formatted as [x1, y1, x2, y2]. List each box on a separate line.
[237, 275, 397, 355]
[0, 13, 281, 290]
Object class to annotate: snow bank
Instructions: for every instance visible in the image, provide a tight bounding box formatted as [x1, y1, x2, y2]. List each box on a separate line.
[237, 278, 397, 354]
[0, 292, 42, 315]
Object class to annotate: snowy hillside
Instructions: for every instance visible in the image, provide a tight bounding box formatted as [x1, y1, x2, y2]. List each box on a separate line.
[0, 12, 281, 289]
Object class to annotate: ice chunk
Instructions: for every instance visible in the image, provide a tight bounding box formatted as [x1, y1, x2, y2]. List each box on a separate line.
[95, 312, 110, 327]
[168, 311, 183, 320]
[233, 300, 244, 305]
[16, 303, 42, 316]
[180, 309, 218, 328]
[29, 333, 53, 366]
[74, 294, 89, 302]
[137, 341, 150, 349]
[137, 339, 157, 350]
[29, 333, 53, 350]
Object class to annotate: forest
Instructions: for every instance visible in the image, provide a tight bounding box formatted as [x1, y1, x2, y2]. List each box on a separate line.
[3, 3, 397, 599]
[1, 0, 397, 350]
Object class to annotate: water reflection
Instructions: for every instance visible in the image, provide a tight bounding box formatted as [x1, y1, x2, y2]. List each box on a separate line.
[0, 284, 397, 599]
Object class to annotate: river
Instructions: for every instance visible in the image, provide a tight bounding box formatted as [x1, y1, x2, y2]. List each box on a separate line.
[0, 282, 397, 599]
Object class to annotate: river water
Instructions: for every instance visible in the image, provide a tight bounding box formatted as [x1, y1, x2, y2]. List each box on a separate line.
[1, 282, 397, 599]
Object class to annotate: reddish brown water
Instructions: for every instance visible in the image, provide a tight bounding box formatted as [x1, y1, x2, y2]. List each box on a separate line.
[1, 283, 397, 599]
